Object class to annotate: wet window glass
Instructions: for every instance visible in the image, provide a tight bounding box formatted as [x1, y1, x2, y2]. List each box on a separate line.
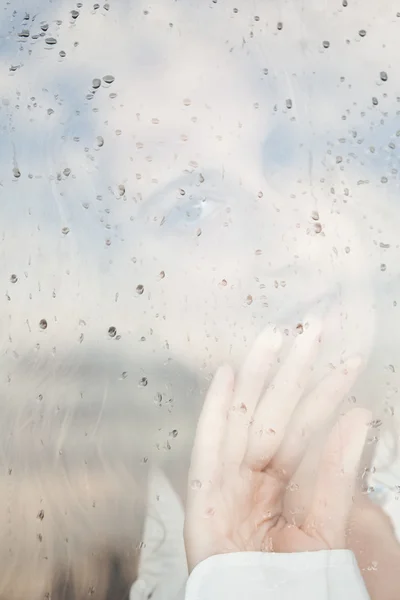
[0, 1, 399, 599]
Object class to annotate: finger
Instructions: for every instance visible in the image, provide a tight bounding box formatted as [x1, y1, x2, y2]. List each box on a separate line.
[303, 407, 371, 548]
[223, 326, 282, 468]
[246, 317, 322, 471]
[187, 365, 234, 507]
[268, 355, 363, 483]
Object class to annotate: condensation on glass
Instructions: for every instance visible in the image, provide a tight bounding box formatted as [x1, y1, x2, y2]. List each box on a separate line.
[0, 1, 398, 599]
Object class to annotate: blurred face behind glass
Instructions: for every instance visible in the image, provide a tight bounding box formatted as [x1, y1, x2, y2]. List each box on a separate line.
[83, 0, 392, 383]
[5, 0, 398, 378]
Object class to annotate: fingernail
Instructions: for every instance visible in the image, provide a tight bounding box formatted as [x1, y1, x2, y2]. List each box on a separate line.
[351, 407, 373, 427]
[297, 316, 323, 348]
[259, 325, 282, 350]
[303, 315, 323, 338]
[270, 327, 282, 350]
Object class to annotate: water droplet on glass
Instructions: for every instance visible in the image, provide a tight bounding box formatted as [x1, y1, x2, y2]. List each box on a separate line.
[71, 9, 79, 18]
[286, 482, 299, 492]
[18, 30, 30, 38]
[286, 98, 293, 109]
[13, 167, 21, 178]
[323, 40, 330, 48]
[314, 222, 322, 233]
[170, 429, 178, 438]
[59, 50, 66, 58]
[108, 326, 117, 338]
[40, 23, 49, 31]
[277, 22, 283, 30]
[96, 136, 104, 147]
[138, 377, 148, 387]
[190, 479, 202, 490]
[103, 75, 115, 84]
[369, 419, 383, 429]
[296, 323, 304, 335]
[45, 37, 57, 45]
[239, 403, 247, 414]
[359, 29, 366, 37]
[10, 274, 18, 284]
[372, 97, 378, 106]
[39, 319, 48, 330]
[61, 227, 70, 235]
[381, 176, 388, 183]
[136, 284, 144, 295]
[311, 210, 319, 221]
[118, 184, 125, 196]
[367, 433, 379, 445]
[380, 71, 388, 82]
[92, 78, 101, 89]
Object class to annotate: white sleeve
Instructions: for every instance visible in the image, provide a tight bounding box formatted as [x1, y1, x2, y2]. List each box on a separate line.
[130, 467, 188, 600]
[184, 550, 370, 600]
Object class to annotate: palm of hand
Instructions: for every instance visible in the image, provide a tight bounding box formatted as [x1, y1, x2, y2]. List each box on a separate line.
[185, 322, 370, 571]
[197, 468, 328, 563]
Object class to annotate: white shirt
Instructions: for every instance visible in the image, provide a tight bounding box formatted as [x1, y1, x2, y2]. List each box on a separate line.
[184, 550, 370, 600]
[130, 468, 188, 600]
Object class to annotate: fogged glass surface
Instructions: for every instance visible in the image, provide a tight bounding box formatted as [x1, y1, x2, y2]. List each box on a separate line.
[0, 1, 399, 599]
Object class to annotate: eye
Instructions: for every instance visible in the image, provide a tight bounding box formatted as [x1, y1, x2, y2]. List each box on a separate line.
[138, 170, 231, 231]
[162, 191, 221, 229]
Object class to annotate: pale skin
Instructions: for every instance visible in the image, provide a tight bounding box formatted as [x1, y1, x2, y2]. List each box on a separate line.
[184, 318, 372, 572]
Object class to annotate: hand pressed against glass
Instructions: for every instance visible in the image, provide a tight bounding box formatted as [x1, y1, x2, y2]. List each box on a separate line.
[184, 320, 371, 571]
